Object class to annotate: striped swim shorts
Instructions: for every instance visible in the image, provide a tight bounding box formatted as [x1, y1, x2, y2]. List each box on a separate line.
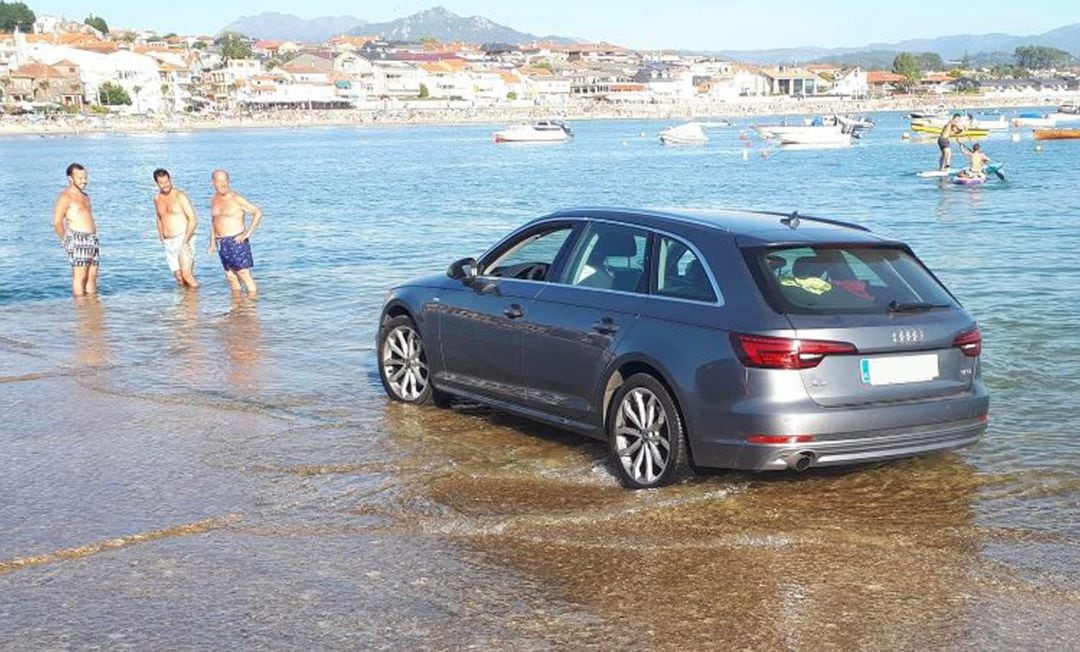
[64, 230, 99, 267]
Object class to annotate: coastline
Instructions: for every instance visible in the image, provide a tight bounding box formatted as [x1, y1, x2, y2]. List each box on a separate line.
[1, 93, 1075, 137]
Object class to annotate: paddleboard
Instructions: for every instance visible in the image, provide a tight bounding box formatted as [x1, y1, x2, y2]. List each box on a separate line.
[916, 169, 958, 178]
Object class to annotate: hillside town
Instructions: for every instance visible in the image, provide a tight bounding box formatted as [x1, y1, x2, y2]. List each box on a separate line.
[2, 12, 1079, 129]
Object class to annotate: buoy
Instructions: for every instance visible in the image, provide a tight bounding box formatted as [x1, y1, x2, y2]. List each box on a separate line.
[1011, 133, 1021, 143]
[622, 140, 628, 146]
[901, 132, 910, 140]
[1035, 144, 1043, 152]
[742, 149, 749, 160]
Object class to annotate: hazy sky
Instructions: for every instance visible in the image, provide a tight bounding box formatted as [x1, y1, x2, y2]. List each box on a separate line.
[27, 0, 1080, 50]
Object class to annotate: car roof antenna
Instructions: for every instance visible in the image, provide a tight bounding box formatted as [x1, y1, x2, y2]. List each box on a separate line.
[781, 211, 800, 228]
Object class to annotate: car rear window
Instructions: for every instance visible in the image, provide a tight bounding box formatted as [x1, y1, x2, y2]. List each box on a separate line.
[749, 245, 958, 315]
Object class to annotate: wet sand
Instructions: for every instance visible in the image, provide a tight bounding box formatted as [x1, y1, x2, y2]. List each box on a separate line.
[1, 335, 1077, 650]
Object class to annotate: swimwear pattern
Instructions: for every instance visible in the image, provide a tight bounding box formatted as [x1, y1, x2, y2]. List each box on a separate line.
[217, 236, 254, 271]
[64, 230, 99, 267]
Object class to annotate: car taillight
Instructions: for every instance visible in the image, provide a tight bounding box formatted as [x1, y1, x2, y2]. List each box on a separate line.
[953, 328, 982, 357]
[730, 333, 857, 370]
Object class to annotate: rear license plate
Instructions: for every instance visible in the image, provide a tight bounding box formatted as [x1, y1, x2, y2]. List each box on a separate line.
[860, 354, 939, 386]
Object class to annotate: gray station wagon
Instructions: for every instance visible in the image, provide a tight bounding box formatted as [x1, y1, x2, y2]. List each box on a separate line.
[377, 208, 989, 489]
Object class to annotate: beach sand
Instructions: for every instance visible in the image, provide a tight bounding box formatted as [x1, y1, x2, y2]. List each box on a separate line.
[1, 93, 1073, 137]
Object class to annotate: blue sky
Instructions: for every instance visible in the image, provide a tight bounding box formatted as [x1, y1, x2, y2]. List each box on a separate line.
[27, 1, 1080, 50]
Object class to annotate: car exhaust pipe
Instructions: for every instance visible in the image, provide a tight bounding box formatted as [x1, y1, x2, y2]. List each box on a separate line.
[782, 451, 815, 471]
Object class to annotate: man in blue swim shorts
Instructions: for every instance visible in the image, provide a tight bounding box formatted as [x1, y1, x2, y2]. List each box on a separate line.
[207, 169, 263, 296]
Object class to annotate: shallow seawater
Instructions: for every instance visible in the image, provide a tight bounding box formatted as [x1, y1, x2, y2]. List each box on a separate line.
[0, 113, 1077, 648]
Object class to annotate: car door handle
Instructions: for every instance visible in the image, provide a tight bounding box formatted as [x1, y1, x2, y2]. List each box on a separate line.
[504, 304, 525, 319]
[592, 317, 619, 335]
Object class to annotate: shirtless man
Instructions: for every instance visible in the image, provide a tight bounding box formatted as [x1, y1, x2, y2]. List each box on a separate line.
[938, 113, 966, 171]
[208, 169, 262, 296]
[153, 168, 199, 287]
[958, 143, 991, 180]
[52, 163, 99, 296]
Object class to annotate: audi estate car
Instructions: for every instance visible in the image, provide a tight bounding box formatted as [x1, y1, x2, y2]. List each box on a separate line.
[377, 208, 989, 489]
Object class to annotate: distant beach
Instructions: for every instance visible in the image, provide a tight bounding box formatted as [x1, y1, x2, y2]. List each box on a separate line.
[1, 93, 1075, 136]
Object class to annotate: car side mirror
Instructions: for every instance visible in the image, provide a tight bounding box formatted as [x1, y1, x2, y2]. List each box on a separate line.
[447, 257, 478, 284]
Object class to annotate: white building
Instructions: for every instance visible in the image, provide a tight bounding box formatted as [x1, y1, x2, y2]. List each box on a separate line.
[830, 68, 869, 98]
[22, 41, 164, 112]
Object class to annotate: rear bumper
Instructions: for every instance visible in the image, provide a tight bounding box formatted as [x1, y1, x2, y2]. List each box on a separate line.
[689, 385, 989, 471]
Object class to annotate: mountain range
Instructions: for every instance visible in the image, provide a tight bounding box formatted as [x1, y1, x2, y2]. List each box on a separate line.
[222, 7, 579, 45]
[714, 23, 1080, 64]
[221, 7, 1079, 66]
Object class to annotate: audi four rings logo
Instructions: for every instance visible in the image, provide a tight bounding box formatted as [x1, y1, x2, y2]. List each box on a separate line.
[892, 328, 925, 344]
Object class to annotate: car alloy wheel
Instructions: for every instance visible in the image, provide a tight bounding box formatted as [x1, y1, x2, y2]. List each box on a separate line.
[607, 373, 689, 489]
[378, 314, 438, 404]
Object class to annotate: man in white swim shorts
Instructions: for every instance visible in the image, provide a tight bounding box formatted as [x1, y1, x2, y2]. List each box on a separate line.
[153, 168, 199, 287]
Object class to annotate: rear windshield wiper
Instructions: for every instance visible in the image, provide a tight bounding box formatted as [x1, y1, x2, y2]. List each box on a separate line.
[888, 300, 950, 313]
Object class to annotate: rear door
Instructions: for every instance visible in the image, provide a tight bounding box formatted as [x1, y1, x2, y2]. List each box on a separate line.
[748, 245, 979, 407]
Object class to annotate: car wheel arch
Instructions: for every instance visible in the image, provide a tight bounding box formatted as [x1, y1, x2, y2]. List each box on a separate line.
[601, 357, 686, 428]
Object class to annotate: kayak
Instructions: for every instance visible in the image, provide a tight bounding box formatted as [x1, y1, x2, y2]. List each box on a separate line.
[1033, 129, 1080, 140]
[909, 122, 989, 138]
[919, 162, 1005, 180]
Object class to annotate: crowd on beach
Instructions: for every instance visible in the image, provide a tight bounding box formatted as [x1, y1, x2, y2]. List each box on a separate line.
[53, 163, 262, 297]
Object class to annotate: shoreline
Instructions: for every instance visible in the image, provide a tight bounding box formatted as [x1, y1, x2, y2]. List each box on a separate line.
[1, 94, 1075, 137]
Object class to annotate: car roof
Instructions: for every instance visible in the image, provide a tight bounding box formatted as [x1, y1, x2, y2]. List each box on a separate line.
[540, 207, 900, 247]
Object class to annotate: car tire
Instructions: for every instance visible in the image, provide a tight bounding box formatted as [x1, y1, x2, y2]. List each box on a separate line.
[378, 314, 451, 407]
[606, 373, 691, 489]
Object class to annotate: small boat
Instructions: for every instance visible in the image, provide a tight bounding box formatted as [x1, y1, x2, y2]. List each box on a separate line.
[769, 124, 851, 146]
[909, 121, 989, 138]
[1048, 112, 1080, 124]
[659, 123, 708, 145]
[493, 120, 572, 143]
[1033, 128, 1080, 140]
[698, 120, 733, 127]
[971, 115, 1009, 131]
[1058, 103, 1079, 115]
[836, 115, 874, 138]
[1011, 113, 1056, 128]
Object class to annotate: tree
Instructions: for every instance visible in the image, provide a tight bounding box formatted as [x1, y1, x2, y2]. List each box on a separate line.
[914, 52, 945, 72]
[506, 91, 518, 100]
[215, 32, 252, 60]
[84, 14, 109, 34]
[192, 40, 206, 50]
[1014, 45, 1072, 70]
[97, 81, 131, 106]
[132, 84, 142, 112]
[0, 1, 35, 31]
[34, 79, 50, 101]
[418, 83, 430, 99]
[891, 52, 921, 91]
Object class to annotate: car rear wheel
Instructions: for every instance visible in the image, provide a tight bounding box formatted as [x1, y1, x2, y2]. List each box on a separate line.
[378, 315, 449, 406]
[606, 374, 690, 489]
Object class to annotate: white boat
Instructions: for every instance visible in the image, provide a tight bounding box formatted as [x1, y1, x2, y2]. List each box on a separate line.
[659, 123, 709, 144]
[1011, 114, 1056, 128]
[972, 115, 1009, 131]
[769, 125, 851, 146]
[1048, 111, 1080, 123]
[493, 120, 572, 143]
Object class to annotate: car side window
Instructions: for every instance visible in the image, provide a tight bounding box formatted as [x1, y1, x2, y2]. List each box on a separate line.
[654, 236, 717, 303]
[485, 226, 573, 281]
[557, 222, 649, 293]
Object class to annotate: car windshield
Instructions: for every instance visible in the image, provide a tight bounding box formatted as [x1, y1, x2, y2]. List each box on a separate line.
[749, 245, 957, 315]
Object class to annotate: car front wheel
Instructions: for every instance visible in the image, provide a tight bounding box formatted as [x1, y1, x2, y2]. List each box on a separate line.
[606, 374, 690, 489]
[378, 314, 449, 406]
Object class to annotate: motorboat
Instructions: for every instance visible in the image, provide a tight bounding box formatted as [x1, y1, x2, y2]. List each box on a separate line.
[769, 124, 851, 146]
[1057, 103, 1079, 115]
[493, 120, 573, 143]
[1011, 113, 1056, 128]
[659, 122, 709, 145]
[835, 115, 875, 138]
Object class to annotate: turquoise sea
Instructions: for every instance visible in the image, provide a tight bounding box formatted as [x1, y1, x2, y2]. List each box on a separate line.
[0, 112, 1077, 648]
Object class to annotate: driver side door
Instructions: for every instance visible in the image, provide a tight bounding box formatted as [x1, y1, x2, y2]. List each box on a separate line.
[437, 221, 579, 406]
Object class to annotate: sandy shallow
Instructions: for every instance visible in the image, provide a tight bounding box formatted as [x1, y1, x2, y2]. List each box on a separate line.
[1, 320, 1077, 650]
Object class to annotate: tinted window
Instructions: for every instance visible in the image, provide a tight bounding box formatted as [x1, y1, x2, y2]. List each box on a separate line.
[559, 222, 649, 293]
[752, 245, 957, 315]
[655, 236, 717, 303]
[486, 226, 573, 281]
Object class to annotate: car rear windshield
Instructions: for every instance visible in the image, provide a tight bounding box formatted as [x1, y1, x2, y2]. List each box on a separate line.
[748, 245, 958, 315]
